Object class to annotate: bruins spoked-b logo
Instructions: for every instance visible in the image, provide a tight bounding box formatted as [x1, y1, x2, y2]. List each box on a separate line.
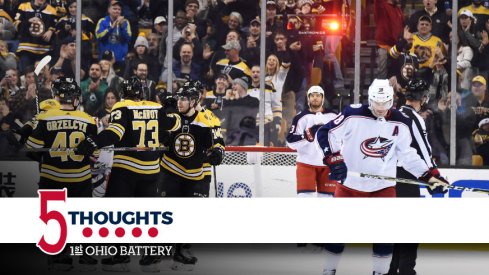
[174, 133, 195, 158]
[29, 18, 46, 37]
[360, 136, 393, 160]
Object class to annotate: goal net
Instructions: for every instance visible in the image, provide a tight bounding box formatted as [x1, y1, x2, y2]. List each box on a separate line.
[212, 146, 298, 198]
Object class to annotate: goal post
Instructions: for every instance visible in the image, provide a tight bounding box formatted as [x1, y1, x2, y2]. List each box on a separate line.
[211, 146, 298, 198]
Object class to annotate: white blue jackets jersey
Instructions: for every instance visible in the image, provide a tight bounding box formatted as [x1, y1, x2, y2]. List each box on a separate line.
[316, 104, 429, 192]
[286, 109, 337, 166]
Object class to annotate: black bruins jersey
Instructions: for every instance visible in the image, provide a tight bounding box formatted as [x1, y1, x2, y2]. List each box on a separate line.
[161, 111, 224, 181]
[94, 100, 180, 178]
[15, 2, 57, 55]
[26, 109, 97, 184]
[201, 108, 225, 176]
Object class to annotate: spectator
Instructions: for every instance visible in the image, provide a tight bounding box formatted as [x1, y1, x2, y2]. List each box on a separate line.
[134, 62, 157, 101]
[153, 16, 167, 36]
[207, 30, 243, 75]
[94, 89, 120, 127]
[248, 65, 282, 146]
[374, 0, 404, 79]
[458, 9, 481, 54]
[99, 52, 124, 92]
[388, 26, 420, 107]
[9, 66, 37, 122]
[455, 28, 474, 90]
[95, 0, 132, 71]
[162, 42, 202, 84]
[124, 34, 160, 82]
[428, 42, 449, 107]
[203, 73, 230, 120]
[55, 0, 95, 42]
[14, 0, 57, 73]
[460, 0, 489, 32]
[171, 10, 188, 46]
[242, 17, 261, 67]
[467, 75, 489, 128]
[0, 5, 16, 40]
[137, 0, 153, 36]
[476, 17, 489, 81]
[172, 20, 203, 62]
[81, 63, 108, 115]
[473, 118, 489, 165]
[410, 15, 443, 81]
[221, 77, 259, 140]
[212, 40, 252, 84]
[0, 68, 20, 100]
[0, 40, 17, 73]
[265, 0, 280, 39]
[408, 0, 450, 44]
[184, 0, 206, 39]
[52, 36, 88, 79]
[0, 96, 17, 157]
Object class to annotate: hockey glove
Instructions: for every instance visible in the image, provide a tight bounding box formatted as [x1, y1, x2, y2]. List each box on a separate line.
[323, 152, 347, 182]
[76, 136, 99, 156]
[304, 124, 323, 142]
[419, 168, 449, 195]
[206, 147, 224, 166]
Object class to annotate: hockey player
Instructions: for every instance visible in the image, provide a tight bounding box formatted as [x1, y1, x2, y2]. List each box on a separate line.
[158, 85, 224, 271]
[316, 79, 449, 275]
[286, 85, 338, 197]
[186, 80, 225, 196]
[25, 77, 98, 271]
[13, 99, 61, 146]
[76, 76, 180, 271]
[388, 79, 440, 275]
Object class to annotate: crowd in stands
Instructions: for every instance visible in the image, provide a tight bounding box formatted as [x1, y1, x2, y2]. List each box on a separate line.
[0, 0, 488, 166]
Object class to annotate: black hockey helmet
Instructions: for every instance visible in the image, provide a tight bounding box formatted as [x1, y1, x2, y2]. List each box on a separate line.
[176, 86, 199, 102]
[120, 76, 143, 99]
[51, 77, 81, 105]
[405, 79, 429, 101]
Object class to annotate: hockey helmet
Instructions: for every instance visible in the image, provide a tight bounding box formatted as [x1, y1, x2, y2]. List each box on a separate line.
[51, 77, 81, 105]
[120, 76, 143, 100]
[307, 85, 325, 108]
[404, 79, 429, 102]
[176, 86, 199, 102]
[368, 79, 393, 116]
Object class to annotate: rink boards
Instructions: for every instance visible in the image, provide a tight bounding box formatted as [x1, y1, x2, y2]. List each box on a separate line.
[1, 160, 488, 198]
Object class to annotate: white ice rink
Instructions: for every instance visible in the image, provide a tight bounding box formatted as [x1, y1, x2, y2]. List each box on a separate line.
[44, 244, 489, 275]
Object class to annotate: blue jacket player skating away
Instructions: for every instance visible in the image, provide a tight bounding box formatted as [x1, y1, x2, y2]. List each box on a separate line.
[316, 79, 450, 275]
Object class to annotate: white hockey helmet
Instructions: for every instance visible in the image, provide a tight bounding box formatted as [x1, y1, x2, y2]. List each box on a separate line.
[307, 85, 325, 108]
[368, 79, 394, 117]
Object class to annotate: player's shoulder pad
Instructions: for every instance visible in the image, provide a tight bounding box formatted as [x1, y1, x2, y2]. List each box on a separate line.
[388, 108, 412, 127]
[342, 104, 370, 117]
[111, 100, 131, 110]
[141, 100, 163, 108]
[291, 110, 309, 124]
[193, 111, 214, 128]
[202, 109, 220, 125]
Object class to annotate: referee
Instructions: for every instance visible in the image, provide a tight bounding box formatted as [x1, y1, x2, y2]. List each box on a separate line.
[388, 79, 438, 275]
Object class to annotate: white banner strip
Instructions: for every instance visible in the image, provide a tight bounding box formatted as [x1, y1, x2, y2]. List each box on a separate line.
[1, 198, 489, 244]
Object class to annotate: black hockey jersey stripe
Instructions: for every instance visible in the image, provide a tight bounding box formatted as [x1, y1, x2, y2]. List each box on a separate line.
[40, 164, 91, 183]
[160, 156, 211, 181]
[26, 136, 45, 148]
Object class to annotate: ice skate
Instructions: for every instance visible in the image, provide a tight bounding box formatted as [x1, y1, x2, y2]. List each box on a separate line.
[101, 255, 130, 272]
[48, 254, 73, 271]
[171, 245, 197, 271]
[139, 255, 163, 272]
[322, 269, 336, 275]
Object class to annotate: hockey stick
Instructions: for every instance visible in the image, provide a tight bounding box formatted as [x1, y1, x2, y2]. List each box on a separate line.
[33, 55, 52, 115]
[349, 172, 489, 195]
[23, 146, 169, 152]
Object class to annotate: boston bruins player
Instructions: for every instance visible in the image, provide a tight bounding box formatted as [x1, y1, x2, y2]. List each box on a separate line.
[76, 76, 180, 271]
[77, 76, 180, 198]
[26, 77, 98, 271]
[26, 77, 97, 196]
[158, 85, 224, 271]
[184, 80, 225, 196]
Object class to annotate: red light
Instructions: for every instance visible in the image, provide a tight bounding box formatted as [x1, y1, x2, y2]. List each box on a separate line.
[329, 21, 340, 31]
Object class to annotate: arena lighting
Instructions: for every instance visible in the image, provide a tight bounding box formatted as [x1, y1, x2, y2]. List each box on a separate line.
[321, 19, 340, 32]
